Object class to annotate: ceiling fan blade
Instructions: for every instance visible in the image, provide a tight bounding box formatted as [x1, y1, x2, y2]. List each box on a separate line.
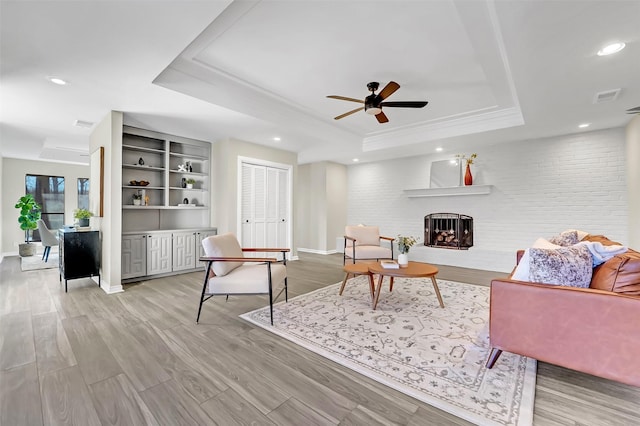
[626, 106, 640, 112]
[334, 107, 364, 120]
[381, 101, 428, 108]
[378, 81, 400, 100]
[375, 111, 389, 123]
[327, 95, 364, 104]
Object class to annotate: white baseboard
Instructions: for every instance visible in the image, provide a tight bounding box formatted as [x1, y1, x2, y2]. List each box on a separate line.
[297, 248, 337, 255]
[94, 276, 124, 294]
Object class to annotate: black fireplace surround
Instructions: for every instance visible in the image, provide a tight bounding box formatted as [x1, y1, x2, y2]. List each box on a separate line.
[424, 213, 473, 249]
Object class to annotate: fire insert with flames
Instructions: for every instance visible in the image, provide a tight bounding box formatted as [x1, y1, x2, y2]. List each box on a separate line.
[424, 213, 473, 249]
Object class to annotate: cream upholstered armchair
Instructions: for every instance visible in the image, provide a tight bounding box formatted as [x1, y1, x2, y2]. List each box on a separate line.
[343, 225, 394, 264]
[37, 219, 59, 262]
[198, 233, 289, 325]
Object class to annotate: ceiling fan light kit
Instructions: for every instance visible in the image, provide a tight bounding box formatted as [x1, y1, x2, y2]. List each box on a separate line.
[327, 81, 428, 123]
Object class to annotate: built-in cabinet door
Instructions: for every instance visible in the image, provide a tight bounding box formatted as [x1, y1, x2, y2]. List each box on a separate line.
[122, 234, 147, 279]
[196, 230, 217, 267]
[147, 232, 172, 275]
[172, 231, 197, 271]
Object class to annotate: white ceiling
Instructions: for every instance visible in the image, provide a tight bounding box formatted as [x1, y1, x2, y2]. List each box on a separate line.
[1, 0, 639, 166]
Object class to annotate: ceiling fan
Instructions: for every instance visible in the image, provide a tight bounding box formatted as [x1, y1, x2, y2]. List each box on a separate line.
[627, 106, 640, 115]
[327, 81, 428, 123]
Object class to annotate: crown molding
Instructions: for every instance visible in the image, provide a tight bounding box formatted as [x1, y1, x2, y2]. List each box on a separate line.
[363, 107, 524, 152]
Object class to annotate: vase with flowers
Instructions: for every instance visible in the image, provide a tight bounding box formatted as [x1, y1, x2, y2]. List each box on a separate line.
[457, 153, 477, 186]
[397, 235, 418, 267]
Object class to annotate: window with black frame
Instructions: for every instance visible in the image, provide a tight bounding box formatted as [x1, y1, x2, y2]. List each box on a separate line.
[26, 174, 65, 242]
[78, 178, 89, 210]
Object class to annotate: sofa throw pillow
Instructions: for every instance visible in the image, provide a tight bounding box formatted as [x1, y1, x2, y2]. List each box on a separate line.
[563, 229, 589, 241]
[511, 238, 561, 281]
[529, 245, 592, 287]
[548, 230, 579, 247]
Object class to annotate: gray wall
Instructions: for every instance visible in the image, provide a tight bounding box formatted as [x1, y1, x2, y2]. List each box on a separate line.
[213, 138, 298, 255]
[296, 161, 347, 253]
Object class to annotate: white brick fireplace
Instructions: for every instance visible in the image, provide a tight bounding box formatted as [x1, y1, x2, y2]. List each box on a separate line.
[347, 128, 628, 273]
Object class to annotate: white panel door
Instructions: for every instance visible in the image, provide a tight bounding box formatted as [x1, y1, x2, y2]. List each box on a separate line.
[240, 161, 290, 256]
[240, 163, 254, 249]
[276, 168, 289, 248]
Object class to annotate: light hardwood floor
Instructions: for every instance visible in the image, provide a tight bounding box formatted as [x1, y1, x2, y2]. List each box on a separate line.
[1, 252, 639, 425]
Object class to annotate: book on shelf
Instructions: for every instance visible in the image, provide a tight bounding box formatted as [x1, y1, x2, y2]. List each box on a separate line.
[380, 260, 399, 269]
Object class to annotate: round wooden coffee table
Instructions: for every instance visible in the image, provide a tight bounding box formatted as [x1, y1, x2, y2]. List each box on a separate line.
[339, 262, 375, 303]
[368, 261, 444, 310]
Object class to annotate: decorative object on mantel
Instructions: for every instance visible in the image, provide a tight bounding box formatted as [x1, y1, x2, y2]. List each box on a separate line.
[456, 153, 477, 186]
[177, 163, 187, 172]
[132, 193, 142, 206]
[397, 235, 418, 267]
[186, 178, 196, 189]
[138, 157, 144, 165]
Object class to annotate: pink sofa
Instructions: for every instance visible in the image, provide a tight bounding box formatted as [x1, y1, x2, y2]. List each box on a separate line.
[486, 235, 640, 387]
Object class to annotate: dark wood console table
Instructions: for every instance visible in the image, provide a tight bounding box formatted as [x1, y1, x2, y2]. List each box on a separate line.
[58, 228, 101, 292]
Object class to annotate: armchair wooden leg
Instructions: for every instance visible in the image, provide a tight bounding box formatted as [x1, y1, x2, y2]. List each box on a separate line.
[485, 348, 503, 368]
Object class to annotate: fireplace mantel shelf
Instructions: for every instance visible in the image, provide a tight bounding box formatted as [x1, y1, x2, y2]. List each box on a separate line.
[403, 185, 492, 198]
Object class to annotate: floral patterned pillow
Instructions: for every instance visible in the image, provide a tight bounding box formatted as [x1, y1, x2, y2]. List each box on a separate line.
[529, 245, 592, 287]
[548, 230, 579, 247]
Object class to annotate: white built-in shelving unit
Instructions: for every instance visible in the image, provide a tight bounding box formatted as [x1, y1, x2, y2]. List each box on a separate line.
[121, 126, 216, 282]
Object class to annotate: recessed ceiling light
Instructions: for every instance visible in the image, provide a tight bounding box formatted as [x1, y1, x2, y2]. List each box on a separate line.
[578, 123, 590, 128]
[353, 158, 359, 162]
[435, 147, 443, 152]
[47, 76, 67, 85]
[597, 42, 625, 56]
[273, 137, 281, 141]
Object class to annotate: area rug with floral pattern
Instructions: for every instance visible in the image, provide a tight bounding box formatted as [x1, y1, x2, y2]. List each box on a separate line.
[241, 276, 536, 426]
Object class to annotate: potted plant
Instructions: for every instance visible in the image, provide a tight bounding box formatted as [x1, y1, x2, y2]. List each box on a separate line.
[186, 178, 196, 189]
[397, 235, 419, 267]
[132, 193, 142, 206]
[74, 208, 93, 227]
[15, 194, 41, 257]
